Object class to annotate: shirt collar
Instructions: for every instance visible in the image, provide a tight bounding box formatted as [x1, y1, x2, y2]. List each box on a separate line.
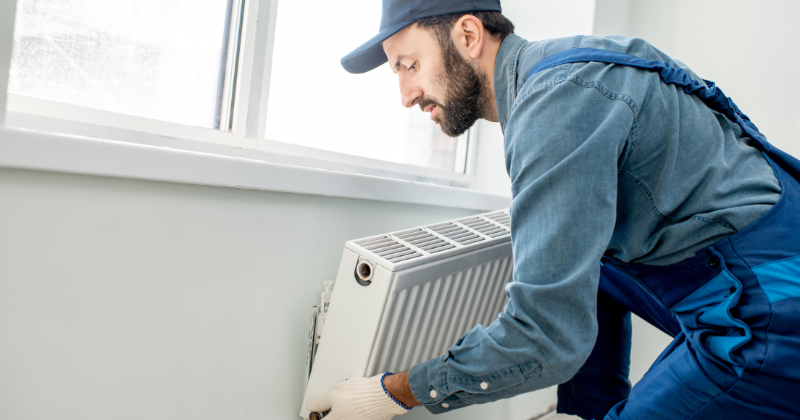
[493, 34, 529, 132]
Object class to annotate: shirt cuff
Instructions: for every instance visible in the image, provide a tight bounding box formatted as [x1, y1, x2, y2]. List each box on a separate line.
[408, 355, 464, 414]
[408, 351, 547, 414]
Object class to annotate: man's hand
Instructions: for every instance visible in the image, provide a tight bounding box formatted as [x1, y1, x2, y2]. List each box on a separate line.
[307, 372, 419, 420]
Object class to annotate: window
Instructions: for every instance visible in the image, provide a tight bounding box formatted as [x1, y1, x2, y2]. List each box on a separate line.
[263, 0, 469, 173]
[8, 0, 241, 129]
[4, 0, 473, 185]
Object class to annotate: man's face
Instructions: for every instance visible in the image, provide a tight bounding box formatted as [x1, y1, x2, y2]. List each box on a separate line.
[383, 25, 484, 137]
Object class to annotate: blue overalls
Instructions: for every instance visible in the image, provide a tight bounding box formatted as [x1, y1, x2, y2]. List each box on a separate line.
[527, 50, 800, 419]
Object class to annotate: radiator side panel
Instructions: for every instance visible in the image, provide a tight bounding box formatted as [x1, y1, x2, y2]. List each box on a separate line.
[299, 249, 394, 420]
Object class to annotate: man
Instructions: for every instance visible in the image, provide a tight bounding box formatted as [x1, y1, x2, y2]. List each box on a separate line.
[307, 1, 800, 419]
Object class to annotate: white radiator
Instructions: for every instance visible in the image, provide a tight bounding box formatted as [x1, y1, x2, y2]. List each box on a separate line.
[300, 210, 513, 420]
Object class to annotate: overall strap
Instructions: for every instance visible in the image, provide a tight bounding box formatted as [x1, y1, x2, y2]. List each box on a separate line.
[526, 48, 771, 153]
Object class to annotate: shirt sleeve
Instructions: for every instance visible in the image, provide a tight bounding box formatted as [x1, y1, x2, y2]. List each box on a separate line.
[408, 76, 634, 413]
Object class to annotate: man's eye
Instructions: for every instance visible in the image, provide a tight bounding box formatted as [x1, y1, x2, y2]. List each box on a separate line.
[408, 62, 417, 72]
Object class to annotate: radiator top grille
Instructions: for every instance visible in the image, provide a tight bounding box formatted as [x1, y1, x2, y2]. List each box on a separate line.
[393, 229, 455, 255]
[484, 211, 511, 228]
[355, 237, 422, 263]
[349, 210, 511, 271]
[428, 222, 485, 245]
[457, 216, 509, 238]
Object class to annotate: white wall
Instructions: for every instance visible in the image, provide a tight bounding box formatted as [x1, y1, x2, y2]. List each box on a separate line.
[472, 120, 512, 197]
[0, 168, 491, 420]
[0, 165, 569, 420]
[593, 0, 800, 158]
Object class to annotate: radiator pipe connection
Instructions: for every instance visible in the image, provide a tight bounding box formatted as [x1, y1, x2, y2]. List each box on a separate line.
[354, 259, 375, 286]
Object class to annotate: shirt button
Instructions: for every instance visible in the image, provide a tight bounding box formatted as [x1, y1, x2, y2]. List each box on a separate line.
[442, 403, 450, 408]
[430, 390, 437, 398]
[480, 382, 489, 390]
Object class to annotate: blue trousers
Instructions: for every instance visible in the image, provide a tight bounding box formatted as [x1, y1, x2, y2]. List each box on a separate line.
[557, 154, 800, 419]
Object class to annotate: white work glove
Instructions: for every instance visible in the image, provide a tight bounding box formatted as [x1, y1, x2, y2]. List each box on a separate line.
[307, 373, 411, 420]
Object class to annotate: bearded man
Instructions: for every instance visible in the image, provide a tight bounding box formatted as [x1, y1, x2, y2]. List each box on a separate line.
[307, 1, 800, 419]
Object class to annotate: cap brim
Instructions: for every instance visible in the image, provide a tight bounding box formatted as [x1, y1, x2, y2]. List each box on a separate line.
[340, 20, 415, 74]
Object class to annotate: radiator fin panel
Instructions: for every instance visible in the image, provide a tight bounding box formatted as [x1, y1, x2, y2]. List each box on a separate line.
[368, 257, 513, 376]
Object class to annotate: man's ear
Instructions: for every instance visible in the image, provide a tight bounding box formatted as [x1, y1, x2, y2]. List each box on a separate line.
[453, 15, 485, 60]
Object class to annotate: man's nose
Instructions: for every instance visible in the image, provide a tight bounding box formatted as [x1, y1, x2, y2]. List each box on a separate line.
[399, 78, 422, 108]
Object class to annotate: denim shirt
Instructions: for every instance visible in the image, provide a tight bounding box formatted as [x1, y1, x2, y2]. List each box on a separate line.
[408, 34, 781, 413]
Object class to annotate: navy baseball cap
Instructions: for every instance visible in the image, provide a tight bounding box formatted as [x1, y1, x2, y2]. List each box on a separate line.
[341, 0, 502, 74]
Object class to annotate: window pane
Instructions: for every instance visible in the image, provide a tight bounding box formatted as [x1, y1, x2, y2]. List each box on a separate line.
[8, 0, 232, 128]
[264, 0, 468, 173]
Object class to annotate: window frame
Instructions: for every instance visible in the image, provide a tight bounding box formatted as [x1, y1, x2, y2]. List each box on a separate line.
[0, 0, 477, 188]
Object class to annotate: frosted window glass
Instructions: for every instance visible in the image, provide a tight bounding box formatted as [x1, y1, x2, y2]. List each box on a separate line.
[264, 0, 467, 172]
[8, 0, 231, 128]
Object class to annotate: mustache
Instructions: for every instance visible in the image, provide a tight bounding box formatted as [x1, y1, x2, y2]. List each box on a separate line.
[417, 97, 443, 112]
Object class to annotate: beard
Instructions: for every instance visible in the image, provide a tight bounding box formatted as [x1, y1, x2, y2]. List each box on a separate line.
[418, 38, 488, 137]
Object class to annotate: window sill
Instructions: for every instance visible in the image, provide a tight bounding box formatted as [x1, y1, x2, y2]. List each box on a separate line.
[0, 126, 511, 211]
[5, 95, 474, 187]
